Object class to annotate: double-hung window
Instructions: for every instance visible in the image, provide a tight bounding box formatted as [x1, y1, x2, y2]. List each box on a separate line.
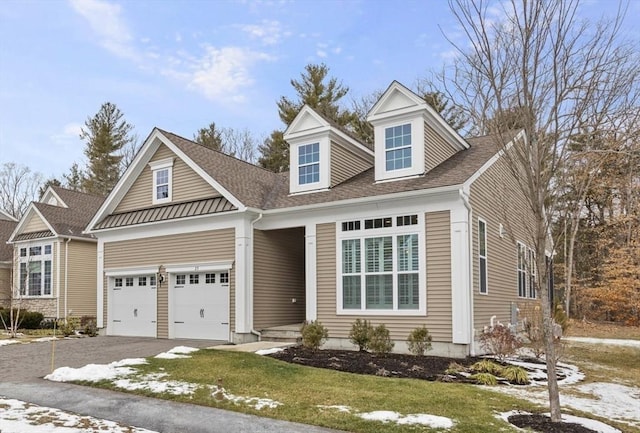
[298, 143, 320, 185]
[338, 214, 423, 314]
[18, 242, 52, 297]
[478, 219, 488, 294]
[517, 242, 528, 298]
[385, 124, 412, 171]
[528, 248, 537, 299]
[149, 158, 174, 204]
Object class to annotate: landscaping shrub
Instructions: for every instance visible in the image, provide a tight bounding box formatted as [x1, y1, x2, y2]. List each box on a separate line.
[368, 324, 394, 355]
[479, 323, 521, 359]
[445, 362, 466, 375]
[471, 359, 503, 375]
[348, 319, 373, 351]
[57, 317, 80, 337]
[300, 320, 328, 350]
[83, 319, 98, 337]
[501, 365, 529, 384]
[0, 309, 43, 330]
[407, 325, 432, 356]
[470, 372, 498, 386]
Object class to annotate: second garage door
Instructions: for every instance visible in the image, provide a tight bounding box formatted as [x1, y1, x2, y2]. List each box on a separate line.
[171, 272, 229, 340]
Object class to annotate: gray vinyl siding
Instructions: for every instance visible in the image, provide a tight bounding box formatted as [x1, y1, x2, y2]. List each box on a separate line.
[116, 144, 220, 213]
[103, 228, 236, 335]
[470, 154, 538, 332]
[424, 121, 458, 172]
[253, 227, 305, 329]
[65, 240, 97, 318]
[22, 213, 48, 232]
[330, 142, 372, 187]
[315, 213, 453, 343]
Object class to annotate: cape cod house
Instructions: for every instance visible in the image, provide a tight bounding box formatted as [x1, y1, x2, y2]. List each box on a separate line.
[86, 81, 539, 357]
[7, 186, 104, 319]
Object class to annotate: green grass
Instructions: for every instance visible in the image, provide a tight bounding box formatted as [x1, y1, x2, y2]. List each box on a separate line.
[565, 341, 640, 388]
[87, 349, 539, 433]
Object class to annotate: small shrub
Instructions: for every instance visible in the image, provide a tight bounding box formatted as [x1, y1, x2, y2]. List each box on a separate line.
[348, 319, 373, 351]
[368, 324, 394, 355]
[407, 325, 433, 356]
[57, 317, 80, 337]
[470, 372, 498, 386]
[80, 315, 97, 328]
[445, 362, 467, 375]
[502, 365, 529, 384]
[83, 320, 98, 337]
[300, 320, 328, 350]
[471, 359, 503, 375]
[0, 309, 43, 330]
[479, 323, 521, 359]
[39, 318, 56, 329]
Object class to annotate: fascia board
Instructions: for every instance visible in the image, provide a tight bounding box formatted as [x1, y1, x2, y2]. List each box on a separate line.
[0, 209, 17, 222]
[40, 187, 68, 208]
[367, 81, 425, 119]
[284, 126, 331, 143]
[284, 105, 330, 136]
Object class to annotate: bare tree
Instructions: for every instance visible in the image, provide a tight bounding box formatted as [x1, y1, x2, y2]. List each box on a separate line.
[220, 127, 259, 164]
[0, 163, 43, 219]
[443, 0, 639, 422]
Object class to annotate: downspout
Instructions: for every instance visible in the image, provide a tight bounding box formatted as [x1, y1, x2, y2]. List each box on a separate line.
[55, 240, 61, 319]
[459, 189, 476, 356]
[64, 238, 71, 319]
[249, 213, 263, 339]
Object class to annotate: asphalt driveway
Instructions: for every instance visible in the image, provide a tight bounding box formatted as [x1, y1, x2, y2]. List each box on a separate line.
[0, 336, 342, 433]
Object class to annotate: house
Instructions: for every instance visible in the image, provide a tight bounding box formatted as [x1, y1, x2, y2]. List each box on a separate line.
[0, 210, 19, 308]
[7, 186, 104, 319]
[86, 81, 539, 357]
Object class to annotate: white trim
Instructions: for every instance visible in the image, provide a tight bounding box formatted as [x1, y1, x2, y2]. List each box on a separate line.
[105, 265, 160, 277]
[151, 165, 172, 205]
[148, 157, 174, 170]
[0, 209, 17, 221]
[164, 261, 234, 274]
[305, 224, 317, 321]
[97, 239, 104, 328]
[235, 217, 251, 333]
[40, 187, 68, 208]
[373, 115, 425, 182]
[450, 201, 472, 344]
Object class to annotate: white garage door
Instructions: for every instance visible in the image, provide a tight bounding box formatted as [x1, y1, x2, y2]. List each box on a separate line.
[110, 275, 157, 337]
[172, 272, 229, 340]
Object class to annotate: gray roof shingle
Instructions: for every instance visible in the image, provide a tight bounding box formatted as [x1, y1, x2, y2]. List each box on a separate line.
[0, 219, 18, 262]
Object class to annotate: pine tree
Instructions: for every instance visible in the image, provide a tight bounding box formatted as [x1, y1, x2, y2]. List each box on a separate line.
[257, 131, 288, 173]
[193, 122, 224, 151]
[80, 102, 134, 196]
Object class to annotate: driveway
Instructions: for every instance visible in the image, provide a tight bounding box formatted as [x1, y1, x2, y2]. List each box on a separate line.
[0, 336, 341, 433]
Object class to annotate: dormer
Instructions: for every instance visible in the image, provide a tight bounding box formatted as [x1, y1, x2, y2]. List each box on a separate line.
[40, 187, 68, 208]
[285, 106, 374, 195]
[367, 81, 468, 182]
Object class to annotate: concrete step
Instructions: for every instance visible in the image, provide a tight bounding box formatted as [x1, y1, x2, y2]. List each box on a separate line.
[260, 328, 301, 343]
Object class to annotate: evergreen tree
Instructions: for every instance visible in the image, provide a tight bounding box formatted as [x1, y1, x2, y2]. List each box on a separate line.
[193, 122, 224, 151]
[259, 63, 352, 172]
[80, 102, 134, 196]
[38, 178, 61, 198]
[63, 162, 85, 191]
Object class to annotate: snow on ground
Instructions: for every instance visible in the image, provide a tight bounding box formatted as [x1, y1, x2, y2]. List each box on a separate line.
[44, 358, 147, 382]
[212, 387, 283, 410]
[0, 339, 19, 346]
[254, 347, 284, 356]
[0, 398, 157, 433]
[564, 337, 640, 348]
[498, 410, 622, 433]
[154, 346, 199, 359]
[359, 411, 454, 428]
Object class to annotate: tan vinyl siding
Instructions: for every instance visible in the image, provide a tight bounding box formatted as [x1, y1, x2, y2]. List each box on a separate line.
[65, 240, 97, 318]
[21, 213, 48, 233]
[56, 240, 64, 314]
[470, 154, 538, 332]
[424, 121, 458, 172]
[157, 266, 168, 338]
[103, 228, 236, 334]
[330, 142, 372, 187]
[0, 267, 11, 307]
[316, 214, 453, 343]
[116, 144, 220, 213]
[253, 227, 305, 329]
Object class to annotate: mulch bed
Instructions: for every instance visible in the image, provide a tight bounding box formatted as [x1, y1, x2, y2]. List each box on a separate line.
[268, 346, 600, 433]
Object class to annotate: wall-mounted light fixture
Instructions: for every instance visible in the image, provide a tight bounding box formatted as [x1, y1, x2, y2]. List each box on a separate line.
[158, 274, 165, 284]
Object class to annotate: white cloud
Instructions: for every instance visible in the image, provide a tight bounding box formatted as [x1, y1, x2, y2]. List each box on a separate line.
[50, 122, 83, 143]
[165, 46, 273, 103]
[239, 20, 290, 45]
[316, 50, 327, 58]
[68, 0, 137, 60]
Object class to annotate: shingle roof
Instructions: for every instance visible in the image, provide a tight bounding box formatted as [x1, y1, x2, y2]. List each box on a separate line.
[32, 187, 105, 239]
[0, 219, 18, 262]
[154, 129, 505, 211]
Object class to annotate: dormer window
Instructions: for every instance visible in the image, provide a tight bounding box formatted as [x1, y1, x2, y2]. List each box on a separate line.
[149, 158, 174, 204]
[385, 124, 412, 171]
[298, 143, 320, 185]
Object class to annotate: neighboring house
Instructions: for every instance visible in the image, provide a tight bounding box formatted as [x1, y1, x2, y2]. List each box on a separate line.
[7, 186, 104, 319]
[0, 210, 19, 308]
[86, 81, 540, 357]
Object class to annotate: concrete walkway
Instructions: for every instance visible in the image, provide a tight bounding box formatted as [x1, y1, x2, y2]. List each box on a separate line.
[0, 336, 341, 433]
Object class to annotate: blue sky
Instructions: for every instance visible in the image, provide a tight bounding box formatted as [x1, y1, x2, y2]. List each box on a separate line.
[1, 0, 638, 180]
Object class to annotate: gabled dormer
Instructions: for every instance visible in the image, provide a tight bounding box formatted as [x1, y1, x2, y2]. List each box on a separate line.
[367, 81, 469, 182]
[284, 106, 374, 195]
[40, 186, 69, 208]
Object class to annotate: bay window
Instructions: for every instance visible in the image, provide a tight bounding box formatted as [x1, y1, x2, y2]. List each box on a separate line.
[18, 242, 52, 297]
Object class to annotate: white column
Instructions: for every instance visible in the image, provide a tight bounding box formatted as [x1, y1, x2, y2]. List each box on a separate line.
[450, 205, 471, 344]
[96, 239, 104, 329]
[234, 218, 252, 333]
[305, 224, 317, 321]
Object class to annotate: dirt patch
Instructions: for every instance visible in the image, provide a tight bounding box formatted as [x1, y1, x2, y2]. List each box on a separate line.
[509, 414, 599, 433]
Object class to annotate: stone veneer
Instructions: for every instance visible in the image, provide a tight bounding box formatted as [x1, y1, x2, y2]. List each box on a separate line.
[16, 298, 57, 318]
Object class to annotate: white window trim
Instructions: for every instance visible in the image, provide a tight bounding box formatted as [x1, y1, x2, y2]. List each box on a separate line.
[149, 157, 174, 205]
[289, 136, 330, 194]
[17, 241, 53, 298]
[374, 117, 425, 181]
[297, 142, 320, 186]
[528, 248, 537, 299]
[336, 214, 427, 316]
[517, 241, 529, 298]
[478, 218, 488, 295]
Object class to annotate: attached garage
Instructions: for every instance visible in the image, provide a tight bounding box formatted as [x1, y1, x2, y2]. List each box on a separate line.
[108, 273, 157, 337]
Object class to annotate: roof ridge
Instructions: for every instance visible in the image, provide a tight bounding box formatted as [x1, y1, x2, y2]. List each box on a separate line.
[50, 185, 105, 200]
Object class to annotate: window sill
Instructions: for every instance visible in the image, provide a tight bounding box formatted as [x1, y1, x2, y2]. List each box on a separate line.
[336, 308, 426, 316]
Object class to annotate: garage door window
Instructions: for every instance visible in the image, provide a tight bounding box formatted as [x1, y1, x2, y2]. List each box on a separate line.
[176, 275, 185, 285]
[220, 273, 229, 284]
[139, 277, 147, 286]
[126, 277, 134, 287]
[205, 273, 215, 284]
[189, 274, 199, 284]
[115, 278, 123, 288]
[150, 275, 156, 286]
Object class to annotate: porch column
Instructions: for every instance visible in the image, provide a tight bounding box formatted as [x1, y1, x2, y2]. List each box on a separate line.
[450, 204, 471, 344]
[97, 239, 104, 329]
[235, 218, 252, 333]
[305, 224, 317, 321]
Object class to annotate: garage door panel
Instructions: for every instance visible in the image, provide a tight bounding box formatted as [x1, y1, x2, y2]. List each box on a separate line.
[109, 275, 157, 338]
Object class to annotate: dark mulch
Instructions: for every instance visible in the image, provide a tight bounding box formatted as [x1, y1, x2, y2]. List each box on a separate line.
[268, 346, 600, 433]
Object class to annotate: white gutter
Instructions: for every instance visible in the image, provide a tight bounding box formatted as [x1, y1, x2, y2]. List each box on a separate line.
[64, 238, 71, 318]
[249, 213, 263, 339]
[459, 188, 476, 356]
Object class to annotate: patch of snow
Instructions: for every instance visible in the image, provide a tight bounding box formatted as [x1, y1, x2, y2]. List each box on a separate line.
[255, 347, 284, 356]
[114, 378, 198, 396]
[504, 358, 585, 385]
[44, 358, 147, 382]
[0, 398, 157, 432]
[359, 411, 454, 428]
[154, 346, 199, 359]
[317, 405, 352, 413]
[497, 410, 622, 433]
[32, 336, 59, 342]
[565, 337, 640, 348]
[212, 387, 283, 410]
[0, 339, 20, 346]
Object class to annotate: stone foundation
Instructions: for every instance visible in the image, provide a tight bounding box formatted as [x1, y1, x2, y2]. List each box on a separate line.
[15, 298, 57, 318]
